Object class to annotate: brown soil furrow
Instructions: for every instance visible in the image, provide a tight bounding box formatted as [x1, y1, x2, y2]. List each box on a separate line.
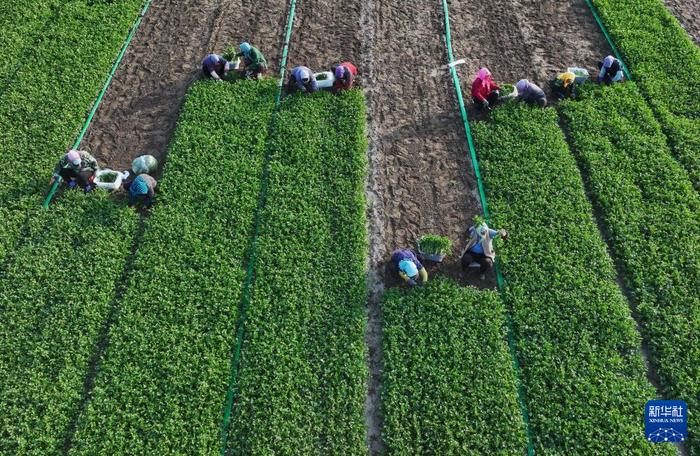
[449, 0, 611, 101]
[664, 0, 700, 45]
[81, 0, 289, 174]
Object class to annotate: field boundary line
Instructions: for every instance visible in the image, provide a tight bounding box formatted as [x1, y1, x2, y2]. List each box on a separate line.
[439, 1, 535, 454]
[218, 0, 299, 453]
[43, 0, 154, 208]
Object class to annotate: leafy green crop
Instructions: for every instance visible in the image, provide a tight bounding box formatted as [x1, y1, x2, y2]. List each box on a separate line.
[591, 0, 700, 191]
[0, 192, 138, 455]
[0, 0, 61, 89]
[0, 0, 143, 260]
[68, 80, 277, 455]
[472, 102, 672, 455]
[382, 278, 527, 454]
[229, 90, 368, 454]
[560, 83, 700, 454]
[417, 234, 453, 256]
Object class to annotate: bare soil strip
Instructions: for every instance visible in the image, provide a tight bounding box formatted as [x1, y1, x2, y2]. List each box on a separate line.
[81, 0, 289, 174]
[664, 0, 700, 45]
[449, 0, 610, 99]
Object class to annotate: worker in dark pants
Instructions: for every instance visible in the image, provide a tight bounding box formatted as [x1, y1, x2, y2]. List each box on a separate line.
[550, 72, 578, 100]
[597, 55, 624, 84]
[516, 79, 547, 107]
[235, 42, 268, 79]
[471, 67, 501, 111]
[201, 53, 231, 82]
[331, 61, 358, 93]
[287, 66, 318, 94]
[390, 248, 429, 287]
[461, 222, 508, 280]
[50, 149, 98, 192]
[127, 173, 157, 209]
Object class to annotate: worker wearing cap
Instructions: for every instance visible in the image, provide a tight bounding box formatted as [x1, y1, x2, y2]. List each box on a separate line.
[50, 149, 98, 191]
[332, 61, 358, 93]
[471, 67, 501, 111]
[201, 53, 231, 81]
[551, 72, 577, 100]
[128, 174, 157, 208]
[391, 249, 428, 287]
[516, 79, 547, 107]
[461, 222, 508, 280]
[597, 55, 624, 85]
[236, 42, 268, 79]
[287, 66, 318, 94]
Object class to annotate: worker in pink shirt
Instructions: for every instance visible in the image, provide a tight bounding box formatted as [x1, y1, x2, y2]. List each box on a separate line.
[471, 67, 501, 111]
[332, 61, 358, 93]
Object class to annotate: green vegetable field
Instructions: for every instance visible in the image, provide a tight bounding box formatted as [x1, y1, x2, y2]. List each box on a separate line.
[0, 0, 144, 261]
[382, 279, 527, 453]
[229, 90, 368, 454]
[591, 0, 700, 191]
[0, 193, 138, 454]
[472, 102, 671, 455]
[68, 80, 277, 454]
[1, 0, 699, 453]
[561, 83, 700, 454]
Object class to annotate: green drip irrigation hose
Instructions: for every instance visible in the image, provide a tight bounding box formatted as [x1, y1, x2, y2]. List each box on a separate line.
[439, 0, 535, 455]
[218, 0, 298, 454]
[42, 0, 153, 209]
[582, 0, 632, 81]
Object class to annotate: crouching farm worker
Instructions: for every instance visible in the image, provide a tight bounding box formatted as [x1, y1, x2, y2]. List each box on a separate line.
[551, 71, 577, 100]
[461, 223, 508, 280]
[597, 55, 624, 85]
[236, 42, 268, 79]
[201, 53, 231, 82]
[391, 249, 429, 287]
[127, 174, 157, 209]
[287, 66, 318, 94]
[516, 79, 547, 107]
[332, 61, 358, 93]
[471, 67, 501, 111]
[50, 149, 98, 192]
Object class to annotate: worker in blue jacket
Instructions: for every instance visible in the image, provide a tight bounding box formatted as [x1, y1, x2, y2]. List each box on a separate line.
[287, 66, 318, 94]
[391, 249, 428, 287]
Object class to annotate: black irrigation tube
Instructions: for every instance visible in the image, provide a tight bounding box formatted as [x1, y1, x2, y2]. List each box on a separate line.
[218, 0, 298, 454]
[439, 1, 536, 455]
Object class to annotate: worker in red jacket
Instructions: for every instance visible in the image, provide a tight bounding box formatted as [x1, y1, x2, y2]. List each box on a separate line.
[332, 61, 358, 93]
[471, 67, 500, 111]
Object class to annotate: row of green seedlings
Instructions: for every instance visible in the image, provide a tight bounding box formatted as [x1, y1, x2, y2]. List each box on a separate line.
[591, 0, 700, 191]
[560, 82, 700, 454]
[0, 192, 138, 455]
[471, 102, 672, 455]
[227, 89, 369, 454]
[0, 0, 145, 262]
[66, 80, 277, 455]
[0, 0, 60, 86]
[381, 278, 528, 454]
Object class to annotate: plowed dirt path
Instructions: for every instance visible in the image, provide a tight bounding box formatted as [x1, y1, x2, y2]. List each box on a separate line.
[81, 0, 289, 174]
[665, 0, 700, 45]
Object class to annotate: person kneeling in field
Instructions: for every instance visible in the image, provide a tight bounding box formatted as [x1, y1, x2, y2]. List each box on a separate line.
[516, 79, 547, 107]
[127, 173, 157, 209]
[550, 71, 577, 100]
[597, 55, 624, 85]
[471, 67, 501, 111]
[235, 42, 268, 79]
[461, 222, 508, 281]
[287, 66, 318, 94]
[201, 53, 231, 82]
[331, 61, 358, 93]
[391, 249, 428, 287]
[50, 149, 98, 192]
